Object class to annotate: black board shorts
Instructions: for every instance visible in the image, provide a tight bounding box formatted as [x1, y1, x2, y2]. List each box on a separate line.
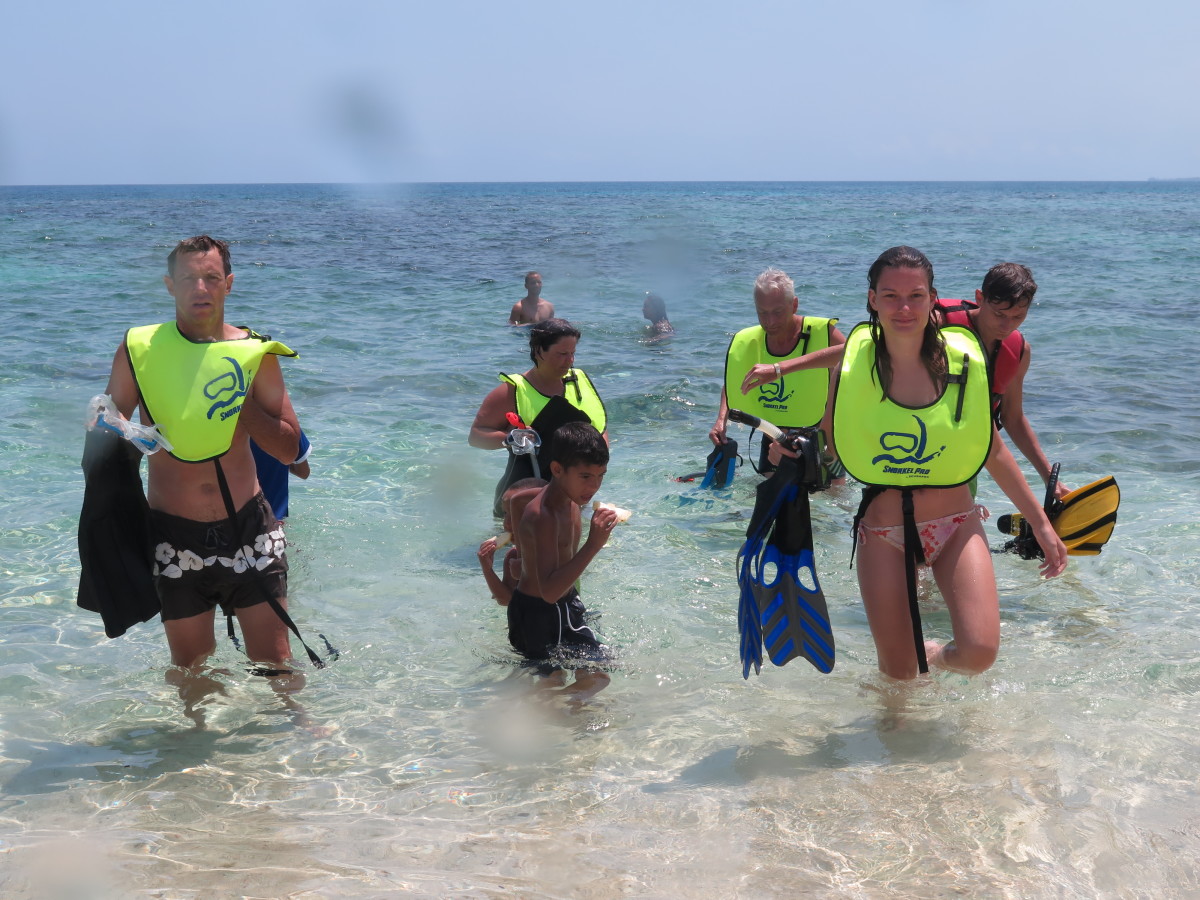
[507, 586, 606, 671]
[149, 492, 288, 621]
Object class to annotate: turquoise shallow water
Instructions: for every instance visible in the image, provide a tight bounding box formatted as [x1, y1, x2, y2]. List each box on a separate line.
[2, 181, 1199, 897]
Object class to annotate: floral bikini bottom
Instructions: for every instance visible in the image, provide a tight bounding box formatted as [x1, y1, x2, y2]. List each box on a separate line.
[858, 505, 989, 567]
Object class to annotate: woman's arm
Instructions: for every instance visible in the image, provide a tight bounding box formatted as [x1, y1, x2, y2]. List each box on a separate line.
[740, 342, 846, 395]
[983, 427, 1067, 578]
[468, 383, 517, 449]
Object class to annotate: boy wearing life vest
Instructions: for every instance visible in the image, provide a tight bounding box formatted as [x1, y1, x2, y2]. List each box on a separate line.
[103, 235, 303, 672]
[935, 263, 1070, 500]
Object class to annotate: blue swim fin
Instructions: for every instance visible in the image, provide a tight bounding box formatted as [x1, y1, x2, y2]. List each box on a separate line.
[700, 437, 740, 490]
[736, 456, 834, 677]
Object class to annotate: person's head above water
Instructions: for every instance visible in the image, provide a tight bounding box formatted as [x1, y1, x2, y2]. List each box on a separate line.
[528, 317, 582, 366]
[643, 292, 668, 323]
[524, 271, 543, 295]
[980, 262, 1037, 309]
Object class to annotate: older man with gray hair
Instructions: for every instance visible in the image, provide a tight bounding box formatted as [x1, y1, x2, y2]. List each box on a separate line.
[710, 267, 845, 473]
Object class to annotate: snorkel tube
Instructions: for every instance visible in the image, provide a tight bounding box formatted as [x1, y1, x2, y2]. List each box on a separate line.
[503, 411, 542, 479]
[86, 394, 173, 455]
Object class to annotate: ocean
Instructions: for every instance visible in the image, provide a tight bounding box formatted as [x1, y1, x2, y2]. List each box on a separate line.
[2, 181, 1198, 898]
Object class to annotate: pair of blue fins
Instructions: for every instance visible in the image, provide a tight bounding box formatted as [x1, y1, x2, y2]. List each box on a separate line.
[690, 417, 1120, 681]
[678, 414, 835, 678]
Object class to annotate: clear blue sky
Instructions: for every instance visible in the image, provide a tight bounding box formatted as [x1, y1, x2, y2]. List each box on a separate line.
[3, 0, 1197, 184]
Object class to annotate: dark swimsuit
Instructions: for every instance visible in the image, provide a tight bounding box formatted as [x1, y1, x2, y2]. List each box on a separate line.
[507, 587, 604, 671]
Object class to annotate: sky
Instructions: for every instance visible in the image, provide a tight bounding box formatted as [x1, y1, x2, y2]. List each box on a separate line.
[2, 0, 1197, 185]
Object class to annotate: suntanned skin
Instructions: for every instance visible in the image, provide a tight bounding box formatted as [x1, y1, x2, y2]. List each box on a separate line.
[104, 246, 300, 669]
[514, 460, 616, 700]
[710, 284, 845, 446]
[509, 273, 555, 326]
[811, 265, 1067, 680]
[478, 485, 543, 606]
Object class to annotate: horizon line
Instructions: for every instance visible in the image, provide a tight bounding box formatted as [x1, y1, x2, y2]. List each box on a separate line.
[4, 177, 1198, 189]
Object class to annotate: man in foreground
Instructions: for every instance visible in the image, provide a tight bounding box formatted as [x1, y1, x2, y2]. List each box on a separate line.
[104, 235, 302, 670]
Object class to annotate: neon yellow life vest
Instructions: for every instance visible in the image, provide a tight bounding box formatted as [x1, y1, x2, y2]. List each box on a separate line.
[499, 368, 607, 434]
[125, 323, 297, 463]
[724, 317, 836, 428]
[832, 323, 992, 488]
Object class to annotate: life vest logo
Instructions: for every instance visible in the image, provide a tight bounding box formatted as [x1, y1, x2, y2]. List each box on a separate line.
[872, 415, 945, 476]
[759, 377, 793, 408]
[204, 356, 249, 421]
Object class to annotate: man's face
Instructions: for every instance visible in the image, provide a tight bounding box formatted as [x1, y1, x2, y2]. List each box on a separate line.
[552, 461, 607, 506]
[525, 274, 543, 297]
[754, 287, 798, 337]
[164, 248, 232, 326]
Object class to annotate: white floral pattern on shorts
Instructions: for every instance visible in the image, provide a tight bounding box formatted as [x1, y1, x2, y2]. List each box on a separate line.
[153, 526, 287, 579]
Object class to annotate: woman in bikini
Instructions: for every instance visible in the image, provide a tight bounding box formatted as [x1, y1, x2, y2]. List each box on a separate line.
[826, 246, 1067, 680]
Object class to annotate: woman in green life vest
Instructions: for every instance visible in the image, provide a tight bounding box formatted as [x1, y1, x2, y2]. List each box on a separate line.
[470, 318, 608, 516]
[822, 247, 1067, 680]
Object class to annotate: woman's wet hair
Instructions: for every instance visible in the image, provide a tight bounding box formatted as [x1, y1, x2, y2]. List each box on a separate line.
[529, 317, 581, 365]
[867, 246, 934, 292]
[866, 246, 946, 393]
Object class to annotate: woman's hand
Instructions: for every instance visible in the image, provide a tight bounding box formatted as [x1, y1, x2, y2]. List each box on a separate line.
[1033, 520, 1068, 578]
[741, 363, 779, 395]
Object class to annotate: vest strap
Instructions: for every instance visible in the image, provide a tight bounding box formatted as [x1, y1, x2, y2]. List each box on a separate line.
[900, 488, 930, 674]
[213, 457, 336, 671]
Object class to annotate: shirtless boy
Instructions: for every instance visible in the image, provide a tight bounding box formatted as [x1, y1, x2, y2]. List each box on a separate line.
[507, 423, 615, 700]
[508, 271, 556, 326]
[478, 477, 546, 606]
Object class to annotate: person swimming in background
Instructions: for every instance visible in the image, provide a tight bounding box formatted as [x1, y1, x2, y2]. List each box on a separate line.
[251, 429, 311, 522]
[642, 292, 674, 338]
[509, 271, 556, 326]
[815, 246, 1067, 680]
[507, 422, 616, 703]
[478, 477, 547, 606]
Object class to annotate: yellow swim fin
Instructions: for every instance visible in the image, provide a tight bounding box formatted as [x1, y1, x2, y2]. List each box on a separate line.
[1051, 475, 1120, 555]
[996, 464, 1120, 559]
